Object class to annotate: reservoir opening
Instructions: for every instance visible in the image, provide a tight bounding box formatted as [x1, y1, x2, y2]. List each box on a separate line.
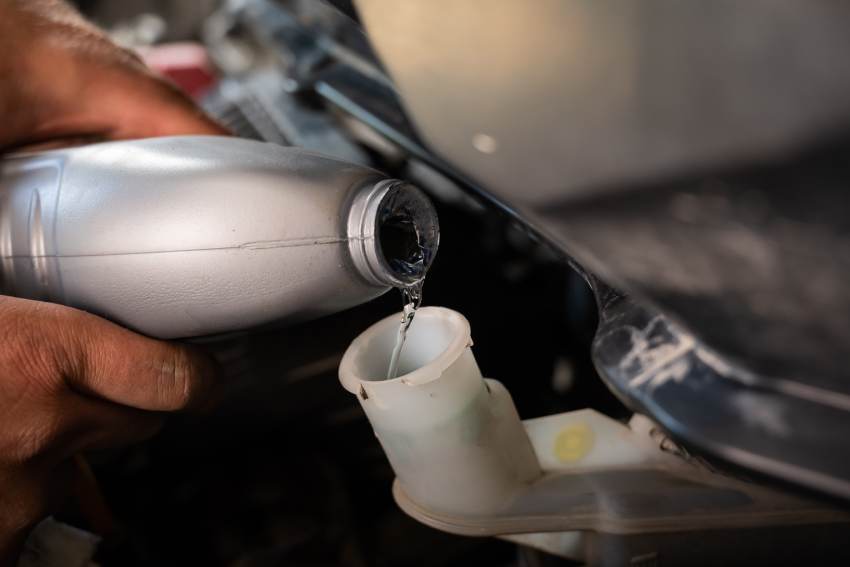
[348, 307, 461, 383]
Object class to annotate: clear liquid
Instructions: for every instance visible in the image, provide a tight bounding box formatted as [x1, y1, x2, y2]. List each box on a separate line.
[387, 280, 424, 381]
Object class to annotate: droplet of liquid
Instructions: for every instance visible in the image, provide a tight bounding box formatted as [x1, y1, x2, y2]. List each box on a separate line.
[387, 280, 423, 381]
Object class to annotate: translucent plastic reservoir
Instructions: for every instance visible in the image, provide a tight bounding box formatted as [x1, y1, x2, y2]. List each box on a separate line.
[339, 307, 541, 517]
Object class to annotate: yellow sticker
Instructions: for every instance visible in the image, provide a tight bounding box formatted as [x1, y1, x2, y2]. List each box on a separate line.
[553, 422, 594, 462]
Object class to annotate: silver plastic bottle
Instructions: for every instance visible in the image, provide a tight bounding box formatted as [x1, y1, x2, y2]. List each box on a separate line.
[0, 136, 439, 338]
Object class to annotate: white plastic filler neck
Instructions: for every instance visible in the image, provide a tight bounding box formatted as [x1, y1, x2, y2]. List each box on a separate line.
[339, 306, 472, 390]
[339, 307, 542, 517]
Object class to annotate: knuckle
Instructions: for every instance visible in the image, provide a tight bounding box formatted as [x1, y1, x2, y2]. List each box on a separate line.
[155, 345, 205, 410]
[0, 300, 81, 467]
[0, 299, 81, 392]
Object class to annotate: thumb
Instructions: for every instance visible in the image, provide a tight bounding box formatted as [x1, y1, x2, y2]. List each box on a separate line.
[37, 302, 224, 412]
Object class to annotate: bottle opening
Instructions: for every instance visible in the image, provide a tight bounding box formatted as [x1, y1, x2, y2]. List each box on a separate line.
[347, 179, 439, 288]
[375, 181, 438, 285]
[380, 215, 423, 275]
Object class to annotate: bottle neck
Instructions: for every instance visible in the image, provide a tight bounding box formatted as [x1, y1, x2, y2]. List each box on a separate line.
[346, 179, 440, 288]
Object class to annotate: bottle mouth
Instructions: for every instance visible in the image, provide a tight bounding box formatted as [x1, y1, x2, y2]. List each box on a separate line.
[348, 179, 439, 287]
[379, 215, 423, 277]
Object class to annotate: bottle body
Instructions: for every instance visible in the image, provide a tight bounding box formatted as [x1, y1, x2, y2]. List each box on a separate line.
[0, 136, 439, 338]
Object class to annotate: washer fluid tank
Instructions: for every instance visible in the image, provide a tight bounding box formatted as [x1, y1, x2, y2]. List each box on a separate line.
[339, 307, 542, 517]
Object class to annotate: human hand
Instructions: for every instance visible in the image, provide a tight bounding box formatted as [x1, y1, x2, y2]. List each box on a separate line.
[0, 0, 229, 153]
[0, 1, 229, 564]
[0, 298, 222, 566]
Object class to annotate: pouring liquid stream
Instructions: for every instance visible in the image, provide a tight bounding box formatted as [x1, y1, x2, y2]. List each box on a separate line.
[387, 281, 424, 380]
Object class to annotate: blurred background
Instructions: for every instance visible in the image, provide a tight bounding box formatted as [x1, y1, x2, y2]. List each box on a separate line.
[58, 1, 618, 565]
